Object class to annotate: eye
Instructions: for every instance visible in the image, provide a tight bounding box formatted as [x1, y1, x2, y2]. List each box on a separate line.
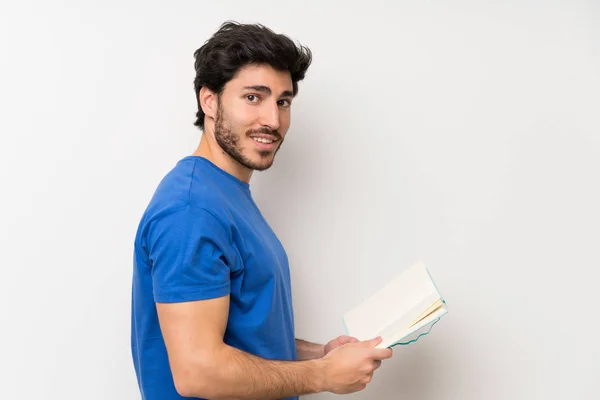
[278, 99, 291, 108]
[245, 94, 259, 103]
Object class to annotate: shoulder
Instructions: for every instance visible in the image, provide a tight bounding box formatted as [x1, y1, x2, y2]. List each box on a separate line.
[142, 157, 233, 221]
[135, 157, 234, 250]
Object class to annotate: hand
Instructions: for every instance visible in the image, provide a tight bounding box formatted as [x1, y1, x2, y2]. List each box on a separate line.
[323, 335, 359, 356]
[321, 336, 393, 394]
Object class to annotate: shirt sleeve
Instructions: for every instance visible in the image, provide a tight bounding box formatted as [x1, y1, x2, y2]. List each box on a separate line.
[146, 205, 235, 303]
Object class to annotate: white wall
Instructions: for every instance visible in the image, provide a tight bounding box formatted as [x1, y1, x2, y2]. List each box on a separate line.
[1, 1, 598, 399]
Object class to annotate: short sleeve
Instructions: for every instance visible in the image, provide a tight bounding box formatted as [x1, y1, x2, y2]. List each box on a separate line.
[146, 206, 234, 303]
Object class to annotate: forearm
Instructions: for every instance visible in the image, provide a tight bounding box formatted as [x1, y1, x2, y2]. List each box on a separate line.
[182, 344, 327, 399]
[295, 338, 325, 360]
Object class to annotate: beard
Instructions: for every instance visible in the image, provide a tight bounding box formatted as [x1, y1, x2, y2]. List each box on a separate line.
[213, 103, 284, 171]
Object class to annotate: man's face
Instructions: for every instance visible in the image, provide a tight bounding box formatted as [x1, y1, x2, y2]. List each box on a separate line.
[213, 64, 294, 171]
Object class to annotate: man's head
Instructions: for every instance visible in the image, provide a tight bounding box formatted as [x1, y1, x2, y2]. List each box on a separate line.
[193, 21, 312, 171]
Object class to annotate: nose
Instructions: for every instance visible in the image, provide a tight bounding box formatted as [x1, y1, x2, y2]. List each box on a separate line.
[259, 102, 280, 131]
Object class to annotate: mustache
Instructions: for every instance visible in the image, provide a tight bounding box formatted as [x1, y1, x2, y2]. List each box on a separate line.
[246, 127, 282, 140]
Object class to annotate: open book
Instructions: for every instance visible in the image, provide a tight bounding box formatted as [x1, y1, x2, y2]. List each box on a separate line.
[342, 261, 447, 348]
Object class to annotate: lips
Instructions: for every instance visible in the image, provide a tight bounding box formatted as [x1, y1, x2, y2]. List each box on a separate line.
[251, 136, 276, 144]
[248, 129, 281, 151]
[249, 133, 279, 151]
[251, 137, 277, 150]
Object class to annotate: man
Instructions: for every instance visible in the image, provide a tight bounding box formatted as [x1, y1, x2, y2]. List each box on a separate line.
[131, 21, 393, 400]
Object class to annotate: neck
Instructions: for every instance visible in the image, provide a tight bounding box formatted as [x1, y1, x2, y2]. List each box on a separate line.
[191, 128, 253, 184]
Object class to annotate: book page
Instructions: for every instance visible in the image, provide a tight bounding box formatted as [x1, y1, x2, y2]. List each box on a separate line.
[381, 305, 447, 348]
[343, 261, 442, 342]
[410, 298, 444, 327]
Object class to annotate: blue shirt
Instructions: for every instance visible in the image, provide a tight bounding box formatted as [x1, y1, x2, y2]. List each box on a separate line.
[131, 156, 298, 400]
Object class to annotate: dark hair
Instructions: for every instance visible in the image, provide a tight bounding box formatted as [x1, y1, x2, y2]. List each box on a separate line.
[192, 21, 312, 130]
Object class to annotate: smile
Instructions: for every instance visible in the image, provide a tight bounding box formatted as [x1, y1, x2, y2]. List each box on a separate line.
[252, 137, 276, 144]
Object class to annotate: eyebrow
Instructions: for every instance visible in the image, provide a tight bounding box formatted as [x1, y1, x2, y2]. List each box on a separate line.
[243, 85, 294, 98]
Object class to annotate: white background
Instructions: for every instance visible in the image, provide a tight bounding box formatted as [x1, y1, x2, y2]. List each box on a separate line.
[1, 1, 599, 399]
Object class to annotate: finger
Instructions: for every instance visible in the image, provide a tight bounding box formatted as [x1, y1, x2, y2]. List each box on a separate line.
[358, 336, 383, 348]
[335, 335, 351, 344]
[371, 347, 393, 360]
[338, 335, 359, 344]
[372, 360, 382, 370]
[347, 336, 360, 343]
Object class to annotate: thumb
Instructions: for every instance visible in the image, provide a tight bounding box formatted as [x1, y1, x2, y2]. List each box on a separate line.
[338, 335, 360, 345]
[359, 336, 383, 348]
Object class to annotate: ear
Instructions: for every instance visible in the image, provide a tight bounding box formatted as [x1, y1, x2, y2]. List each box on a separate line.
[199, 86, 217, 120]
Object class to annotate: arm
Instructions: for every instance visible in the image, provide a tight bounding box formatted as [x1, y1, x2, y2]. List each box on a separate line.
[149, 207, 390, 398]
[158, 294, 327, 400]
[295, 338, 324, 360]
[296, 335, 361, 361]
